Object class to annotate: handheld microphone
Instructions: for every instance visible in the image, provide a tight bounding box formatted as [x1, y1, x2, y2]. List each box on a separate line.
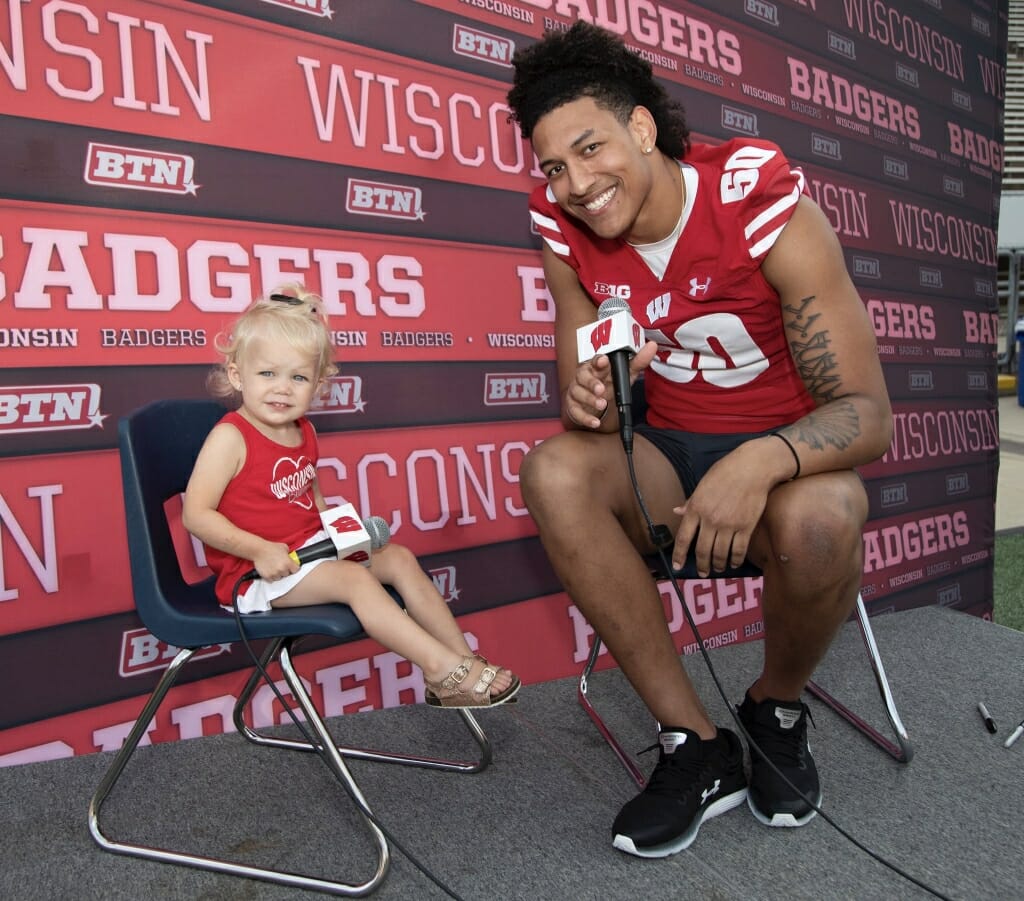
[289, 514, 391, 566]
[241, 508, 391, 582]
[576, 296, 645, 453]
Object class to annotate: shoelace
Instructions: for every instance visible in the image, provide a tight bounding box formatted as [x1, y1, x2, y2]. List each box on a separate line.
[745, 705, 815, 767]
[637, 742, 707, 796]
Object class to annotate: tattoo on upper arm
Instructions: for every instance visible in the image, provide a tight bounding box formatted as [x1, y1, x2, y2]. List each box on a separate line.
[784, 294, 842, 403]
[792, 400, 861, 451]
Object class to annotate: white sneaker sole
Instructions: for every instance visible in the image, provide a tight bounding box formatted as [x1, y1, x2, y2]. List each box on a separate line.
[747, 790, 821, 827]
[612, 788, 748, 858]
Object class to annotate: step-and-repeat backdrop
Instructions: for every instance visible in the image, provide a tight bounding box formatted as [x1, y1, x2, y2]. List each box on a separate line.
[0, 0, 1006, 765]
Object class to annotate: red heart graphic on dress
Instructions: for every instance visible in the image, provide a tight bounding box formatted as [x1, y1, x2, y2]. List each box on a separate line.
[270, 456, 316, 509]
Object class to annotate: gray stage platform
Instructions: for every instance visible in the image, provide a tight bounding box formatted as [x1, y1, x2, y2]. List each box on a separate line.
[1, 605, 1020, 900]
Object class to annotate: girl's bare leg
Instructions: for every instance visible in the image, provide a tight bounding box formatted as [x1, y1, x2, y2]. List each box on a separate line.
[271, 556, 512, 695]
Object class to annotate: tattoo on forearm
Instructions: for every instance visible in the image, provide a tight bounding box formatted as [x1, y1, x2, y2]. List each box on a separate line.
[790, 400, 861, 452]
[784, 294, 842, 403]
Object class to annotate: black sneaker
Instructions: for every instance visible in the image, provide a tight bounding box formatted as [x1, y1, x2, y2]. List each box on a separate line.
[611, 727, 747, 858]
[737, 692, 821, 827]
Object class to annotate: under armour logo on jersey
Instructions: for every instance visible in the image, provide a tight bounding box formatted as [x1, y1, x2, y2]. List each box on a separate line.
[645, 292, 671, 324]
[689, 276, 712, 297]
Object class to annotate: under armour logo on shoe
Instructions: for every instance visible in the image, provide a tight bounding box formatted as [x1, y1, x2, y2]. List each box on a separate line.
[774, 706, 802, 729]
[701, 779, 721, 803]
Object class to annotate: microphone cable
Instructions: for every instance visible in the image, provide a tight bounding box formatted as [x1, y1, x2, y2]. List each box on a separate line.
[229, 571, 465, 901]
[617, 440, 952, 901]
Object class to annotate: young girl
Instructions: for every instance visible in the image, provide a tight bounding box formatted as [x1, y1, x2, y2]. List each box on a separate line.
[182, 285, 520, 708]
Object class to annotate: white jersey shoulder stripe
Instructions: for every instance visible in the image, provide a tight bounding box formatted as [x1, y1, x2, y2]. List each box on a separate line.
[529, 209, 560, 232]
[748, 224, 786, 259]
[541, 234, 571, 257]
[745, 170, 804, 259]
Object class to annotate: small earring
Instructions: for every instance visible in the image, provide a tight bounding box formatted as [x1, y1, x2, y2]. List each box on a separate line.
[644, 145, 653, 154]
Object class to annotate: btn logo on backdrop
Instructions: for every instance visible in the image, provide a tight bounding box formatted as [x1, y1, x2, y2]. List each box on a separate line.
[946, 473, 970, 496]
[743, 0, 779, 27]
[880, 483, 909, 508]
[0, 383, 106, 434]
[309, 375, 366, 415]
[722, 105, 758, 136]
[908, 371, 934, 391]
[812, 133, 842, 161]
[259, 0, 332, 17]
[883, 157, 909, 180]
[484, 373, 548, 406]
[85, 143, 199, 196]
[943, 175, 965, 198]
[120, 628, 230, 677]
[346, 178, 425, 221]
[429, 565, 460, 604]
[895, 63, 920, 89]
[966, 371, 988, 391]
[827, 31, 856, 61]
[452, 24, 515, 67]
[852, 256, 881, 279]
[952, 88, 973, 112]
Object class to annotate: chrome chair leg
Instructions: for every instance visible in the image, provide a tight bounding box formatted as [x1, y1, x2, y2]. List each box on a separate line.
[578, 636, 647, 788]
[233, 639, 492, 773]
[805, 594, 913, 763]
[89, 647, 389, 896]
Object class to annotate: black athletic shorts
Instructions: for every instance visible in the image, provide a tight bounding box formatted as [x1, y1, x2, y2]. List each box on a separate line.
[634, 423, 773, 498]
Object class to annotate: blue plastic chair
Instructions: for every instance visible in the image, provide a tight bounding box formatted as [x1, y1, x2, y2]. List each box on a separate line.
[89, 399, 491, 896]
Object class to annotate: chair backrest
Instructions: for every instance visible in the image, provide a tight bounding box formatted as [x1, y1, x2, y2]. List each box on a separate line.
[118, 399, 227, 644]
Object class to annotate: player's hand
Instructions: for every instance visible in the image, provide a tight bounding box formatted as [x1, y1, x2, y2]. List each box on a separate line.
[564, 340, 658, 429]
[670, 439, 778, 576]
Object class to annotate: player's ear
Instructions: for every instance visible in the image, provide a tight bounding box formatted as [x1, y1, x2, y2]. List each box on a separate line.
[629, 105, 657, 154]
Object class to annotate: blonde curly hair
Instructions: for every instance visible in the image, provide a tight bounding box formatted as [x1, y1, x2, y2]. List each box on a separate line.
[208, 283, 338, 399]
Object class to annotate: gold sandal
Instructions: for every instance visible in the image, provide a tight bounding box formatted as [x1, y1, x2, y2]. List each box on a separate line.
[424, 656, 521, 708]
[471, 655, 519, 703]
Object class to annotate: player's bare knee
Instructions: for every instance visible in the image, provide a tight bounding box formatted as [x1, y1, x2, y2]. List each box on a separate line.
[767, 479, 866, 571]
[520, 434, 590, 513]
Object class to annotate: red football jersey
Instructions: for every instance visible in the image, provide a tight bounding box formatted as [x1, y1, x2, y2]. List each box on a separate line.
[530, 138, 817, 434]
[204, 411, 322, 603]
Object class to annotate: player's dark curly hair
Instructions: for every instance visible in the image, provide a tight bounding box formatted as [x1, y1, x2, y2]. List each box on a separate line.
[507, 21, 690, 159]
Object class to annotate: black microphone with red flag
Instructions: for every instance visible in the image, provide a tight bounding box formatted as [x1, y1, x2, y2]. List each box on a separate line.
[240, 504, 391, 582]
[575, 296, 645, 452]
